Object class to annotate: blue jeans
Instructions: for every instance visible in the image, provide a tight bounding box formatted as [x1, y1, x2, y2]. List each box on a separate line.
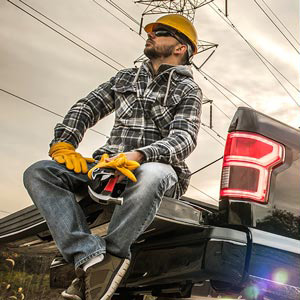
[23, 160, 178, 269]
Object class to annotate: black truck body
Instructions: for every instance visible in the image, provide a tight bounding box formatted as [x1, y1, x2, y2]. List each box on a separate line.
[0, 107, 299, 299]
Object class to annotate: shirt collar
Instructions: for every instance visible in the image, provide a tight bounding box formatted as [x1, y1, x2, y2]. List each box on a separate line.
[145, 60, 176, 77]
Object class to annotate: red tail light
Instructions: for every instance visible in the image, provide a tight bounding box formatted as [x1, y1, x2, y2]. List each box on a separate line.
[220, 132, 284, 203]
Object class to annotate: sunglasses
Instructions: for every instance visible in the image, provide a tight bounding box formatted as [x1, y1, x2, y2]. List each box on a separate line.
[152, 29, 185, 45]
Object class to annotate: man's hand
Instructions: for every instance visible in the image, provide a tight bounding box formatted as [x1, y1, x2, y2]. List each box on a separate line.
[49, 142, 95, 173]
[105, 151, 144, 163]
[105, 151, 144, 182]
[88, 152, 142, 182]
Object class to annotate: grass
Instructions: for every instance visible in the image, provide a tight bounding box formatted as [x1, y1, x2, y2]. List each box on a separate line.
[0, 249, 62, 300]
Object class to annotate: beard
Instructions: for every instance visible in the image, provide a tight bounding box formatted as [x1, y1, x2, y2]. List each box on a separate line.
[144, 42, 175, 59]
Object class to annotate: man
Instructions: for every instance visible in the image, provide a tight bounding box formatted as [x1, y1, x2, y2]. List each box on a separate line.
[23, 14, 202, 300]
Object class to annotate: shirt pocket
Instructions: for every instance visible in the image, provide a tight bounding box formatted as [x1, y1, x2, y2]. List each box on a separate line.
[151, 91, 181, 133]
[112, 83, 137, 120]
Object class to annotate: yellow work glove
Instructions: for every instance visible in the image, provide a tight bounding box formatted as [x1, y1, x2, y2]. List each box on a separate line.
[88, 153, 140, 182]
[49, 142, 95, 173]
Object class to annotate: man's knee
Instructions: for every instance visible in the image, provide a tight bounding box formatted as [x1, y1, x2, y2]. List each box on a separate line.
[136, 162, 177, 181]
[23, 160, 56, 188]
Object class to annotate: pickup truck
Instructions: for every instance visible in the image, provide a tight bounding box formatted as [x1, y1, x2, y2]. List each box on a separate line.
[0, 107, 299, 300]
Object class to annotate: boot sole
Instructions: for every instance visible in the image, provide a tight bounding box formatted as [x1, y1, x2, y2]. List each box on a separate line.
[99, 258, 130, 300]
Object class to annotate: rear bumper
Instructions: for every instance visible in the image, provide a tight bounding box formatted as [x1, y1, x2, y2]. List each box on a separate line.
[124, 226, 249, 287]
[124, 227, 300, 300]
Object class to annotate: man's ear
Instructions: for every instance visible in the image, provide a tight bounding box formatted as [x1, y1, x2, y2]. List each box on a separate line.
[174, 44, 187, 55]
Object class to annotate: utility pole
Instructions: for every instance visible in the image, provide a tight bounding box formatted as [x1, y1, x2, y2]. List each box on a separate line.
[225, 0, 228, 17]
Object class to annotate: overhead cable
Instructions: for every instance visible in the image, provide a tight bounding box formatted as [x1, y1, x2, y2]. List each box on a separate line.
[200, 69, 253, 108]
[106, 0, 140, 25]
[260, 0, 300, 46]
[212, 102, 232, 120]
[211, 2, 300, 92]
[199, 70, 238, 108]
[253, 0, 299, 54]
[202, 93, 233, 120]
[210, 3, 300, 108]
[190, 156, 224, 177]
[200, 126, 225, 146]
[189, 184, 219, 203]
[91, 0, 144, 39]
[201, 122, 226, 141]
[19, 0, 126, 69]
[7, 0, 120, 71]
[0, 88, 110, 139]
[210, 4, 300, 94]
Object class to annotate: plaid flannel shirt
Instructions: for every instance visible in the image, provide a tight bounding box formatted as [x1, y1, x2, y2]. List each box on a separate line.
[52, 61, 202, 198]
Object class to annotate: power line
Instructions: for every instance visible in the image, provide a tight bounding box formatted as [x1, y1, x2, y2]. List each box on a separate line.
[200, 69, 253, 108]
[189, 184, 219, 203]
[188, 154, 224, 204]
[211, 2, 300, 94]
[0, 88, 110, 138]
[201, 122, 226, 141]
[91, 0, 144, 38]
[212, 102, 232, 120]
[211, 4, 300, 95]
[200, 126, 225, 146]
[202, 93, 233, 120]
[19, 0, 126, 69]
[259, 0, 300, 46]
[7, 0, 120, 72]
[190, 156, 224, 177]
[210, 2, 300, 108]
[106, 0, 140, 25]
[253, 0, 299, 54]
[199, 70, 238, 108]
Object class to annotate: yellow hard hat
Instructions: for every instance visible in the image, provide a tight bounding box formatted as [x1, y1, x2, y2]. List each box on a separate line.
[144, 14, 198, 54]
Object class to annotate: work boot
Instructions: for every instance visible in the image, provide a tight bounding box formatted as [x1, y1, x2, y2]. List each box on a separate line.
[84, 253, 130, 300]
[60, 277, 85, 300]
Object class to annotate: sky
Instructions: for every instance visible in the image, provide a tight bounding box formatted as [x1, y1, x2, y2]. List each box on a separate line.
[0, 0, 299, 218]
